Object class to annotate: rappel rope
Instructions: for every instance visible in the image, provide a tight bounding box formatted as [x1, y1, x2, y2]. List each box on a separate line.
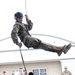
[25, 0, 27, 15]
[19, 0, 27, 73]
[19, 47, 27, 73]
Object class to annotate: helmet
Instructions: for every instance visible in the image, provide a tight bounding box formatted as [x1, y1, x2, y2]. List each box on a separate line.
[14, 12, 23, 20]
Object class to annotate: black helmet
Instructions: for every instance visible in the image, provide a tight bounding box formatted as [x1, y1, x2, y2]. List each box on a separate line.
[14, 12, 23, 20]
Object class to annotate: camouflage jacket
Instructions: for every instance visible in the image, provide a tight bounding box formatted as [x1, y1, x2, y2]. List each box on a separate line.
[62, 71, 72, 75]
[11, 20, 33, 44]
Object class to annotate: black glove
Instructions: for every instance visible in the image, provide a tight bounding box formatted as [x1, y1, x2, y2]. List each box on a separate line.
[25, 15, 29, 21]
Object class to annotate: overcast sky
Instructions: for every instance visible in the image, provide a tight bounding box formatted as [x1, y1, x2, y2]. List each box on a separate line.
[0, 0, 75, 74]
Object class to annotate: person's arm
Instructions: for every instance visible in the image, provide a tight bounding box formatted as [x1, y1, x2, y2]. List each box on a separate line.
[11, 24, 22, 47]
[25, 15, 33, 31]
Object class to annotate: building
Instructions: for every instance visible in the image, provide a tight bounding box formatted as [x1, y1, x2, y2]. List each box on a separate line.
[0, 60, 62, 75]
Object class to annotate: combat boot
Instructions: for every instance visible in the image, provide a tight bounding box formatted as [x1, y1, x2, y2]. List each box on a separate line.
[39, 42, 66, 56]
[63, 43, 71, 54]
[56, 45, 66, 56]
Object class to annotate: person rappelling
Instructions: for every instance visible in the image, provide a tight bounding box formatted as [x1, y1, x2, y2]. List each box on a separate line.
[11, 12, 71, 56]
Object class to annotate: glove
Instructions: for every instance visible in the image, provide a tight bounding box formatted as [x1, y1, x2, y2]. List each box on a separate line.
[25, 15, 29, 21]
[17, 42, 22, 48]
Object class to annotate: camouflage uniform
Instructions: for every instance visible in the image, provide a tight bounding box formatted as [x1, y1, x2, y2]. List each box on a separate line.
[62, 71, 72, 75]
[62, 67, 72, 75]
[11, 12, 71, 56]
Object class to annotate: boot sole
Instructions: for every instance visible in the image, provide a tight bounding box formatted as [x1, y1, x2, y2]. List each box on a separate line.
[63, 43, 71, 54]
[57, 45, 66, 56]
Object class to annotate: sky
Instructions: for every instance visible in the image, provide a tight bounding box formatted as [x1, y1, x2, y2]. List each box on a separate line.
[0, 0, 75, 74]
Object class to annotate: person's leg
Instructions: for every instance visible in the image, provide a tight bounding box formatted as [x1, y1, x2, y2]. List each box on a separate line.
[39, 42, 67, 56]
[39, 42, 71, 56]
[23, 35, 71, 56]
[23, 35, 41, 48]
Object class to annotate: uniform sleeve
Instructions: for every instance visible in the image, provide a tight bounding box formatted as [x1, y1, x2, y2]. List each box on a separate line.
[25, 20, 33, 31]
[11, 24, 20, 44]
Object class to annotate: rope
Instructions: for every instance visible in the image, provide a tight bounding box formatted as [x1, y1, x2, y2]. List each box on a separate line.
[19, 47, 27, 72]
[25, 0, 27, 15]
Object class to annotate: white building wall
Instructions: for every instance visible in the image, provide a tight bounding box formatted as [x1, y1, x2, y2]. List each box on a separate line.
[0, 61, 62, 75]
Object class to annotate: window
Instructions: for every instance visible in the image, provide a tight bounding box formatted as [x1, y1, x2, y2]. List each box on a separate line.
[33, 68, 47, 75]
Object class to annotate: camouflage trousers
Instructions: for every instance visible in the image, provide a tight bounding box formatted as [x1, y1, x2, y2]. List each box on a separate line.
[23, 35, 62, 52]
